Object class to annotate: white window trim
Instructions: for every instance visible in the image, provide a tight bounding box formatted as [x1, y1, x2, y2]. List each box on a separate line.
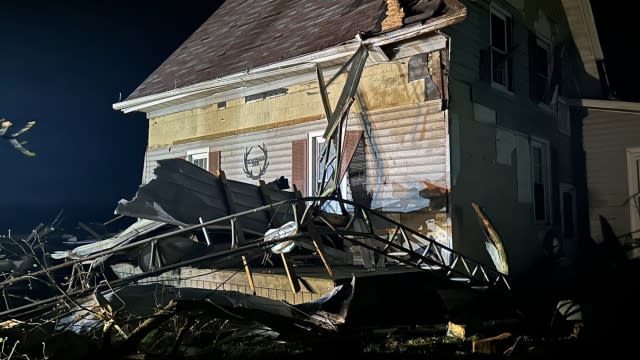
[186, 147, 210, 171]
[490, 4, 513, 92]
[530, 137, 552, 224]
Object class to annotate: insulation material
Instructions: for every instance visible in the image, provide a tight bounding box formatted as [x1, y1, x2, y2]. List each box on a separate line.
[381, 0, 405, 30]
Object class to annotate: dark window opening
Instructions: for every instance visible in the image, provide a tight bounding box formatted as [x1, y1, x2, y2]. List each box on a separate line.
[531, 39, 551, 102]
[490, 8, 513, 90]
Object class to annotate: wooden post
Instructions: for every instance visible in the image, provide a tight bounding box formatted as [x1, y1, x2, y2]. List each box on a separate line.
[307, 222, 334, 278]
[242, 256, 256, 295]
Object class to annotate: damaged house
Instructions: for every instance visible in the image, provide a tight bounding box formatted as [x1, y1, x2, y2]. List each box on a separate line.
[112, 0, 605, 281]
[0, 2, 619, 356]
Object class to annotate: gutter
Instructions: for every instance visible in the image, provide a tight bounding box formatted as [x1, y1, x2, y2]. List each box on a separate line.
[568, 99, 640, 114]
[113, 5, 466, 115]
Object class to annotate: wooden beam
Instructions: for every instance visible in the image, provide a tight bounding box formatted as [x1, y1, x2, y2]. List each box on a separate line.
[307, 221, 334, 278]
[280, 253, 300, 293]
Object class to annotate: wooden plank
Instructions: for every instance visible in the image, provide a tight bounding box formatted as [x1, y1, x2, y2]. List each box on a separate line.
[307, 221, 334, 278]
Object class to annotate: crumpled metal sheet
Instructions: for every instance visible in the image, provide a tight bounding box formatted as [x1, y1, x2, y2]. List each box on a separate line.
[115, 159, 296, 236]
[51, 219, 165, 260]
[58, 277, 355, 335]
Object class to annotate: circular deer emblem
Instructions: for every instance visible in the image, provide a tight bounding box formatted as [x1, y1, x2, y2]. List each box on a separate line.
[243, 143, 269, 180]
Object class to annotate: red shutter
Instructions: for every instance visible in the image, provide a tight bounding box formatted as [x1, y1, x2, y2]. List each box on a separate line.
[339, 130, 363, 183]
[291, 139, 308, 196]
[209, 151, 221, 175]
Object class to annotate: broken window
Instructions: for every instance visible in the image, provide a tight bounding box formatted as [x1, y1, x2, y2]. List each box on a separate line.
[531, 139, 551, 223]
[187, 148, 209, 171]
[308, 131, 346, 213]
[490, 5, 513, 91]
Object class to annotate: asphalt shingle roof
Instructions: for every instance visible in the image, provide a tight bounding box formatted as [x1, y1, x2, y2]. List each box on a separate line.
[128, 0, 389, 100]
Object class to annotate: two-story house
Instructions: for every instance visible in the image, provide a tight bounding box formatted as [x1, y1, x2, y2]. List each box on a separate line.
[113, 0, 604, 277]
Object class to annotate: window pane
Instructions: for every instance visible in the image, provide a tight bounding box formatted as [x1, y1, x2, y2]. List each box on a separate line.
[193, 158, 207, 170]
[492, 50, 507, 85]
[535, 44, 549, 76]
[491, 14, 506, 51]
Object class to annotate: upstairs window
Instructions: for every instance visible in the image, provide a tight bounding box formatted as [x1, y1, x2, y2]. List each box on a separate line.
[531, 37, 552, 103]
[490, 6, 513, 91]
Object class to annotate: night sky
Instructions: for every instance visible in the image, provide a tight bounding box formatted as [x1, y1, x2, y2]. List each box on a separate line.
[0, 1, 633, 233]
[590, 2, 639, 102]
[0, 1, 222, 232]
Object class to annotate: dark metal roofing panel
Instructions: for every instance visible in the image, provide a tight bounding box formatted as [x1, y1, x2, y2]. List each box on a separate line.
[128, 0, 388, 100]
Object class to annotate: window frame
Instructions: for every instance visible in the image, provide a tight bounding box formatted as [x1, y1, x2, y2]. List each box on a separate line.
[532, 36, 553, 104]
[186, 147, 209, 171]
[490, 5, 513, 92]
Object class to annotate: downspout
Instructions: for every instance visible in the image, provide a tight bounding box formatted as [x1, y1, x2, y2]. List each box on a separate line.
[596, 60, 614, 100]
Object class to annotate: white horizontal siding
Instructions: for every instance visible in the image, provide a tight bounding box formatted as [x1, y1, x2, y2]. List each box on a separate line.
[583, 109, 640, 240]
[144, 101, 448, 213]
